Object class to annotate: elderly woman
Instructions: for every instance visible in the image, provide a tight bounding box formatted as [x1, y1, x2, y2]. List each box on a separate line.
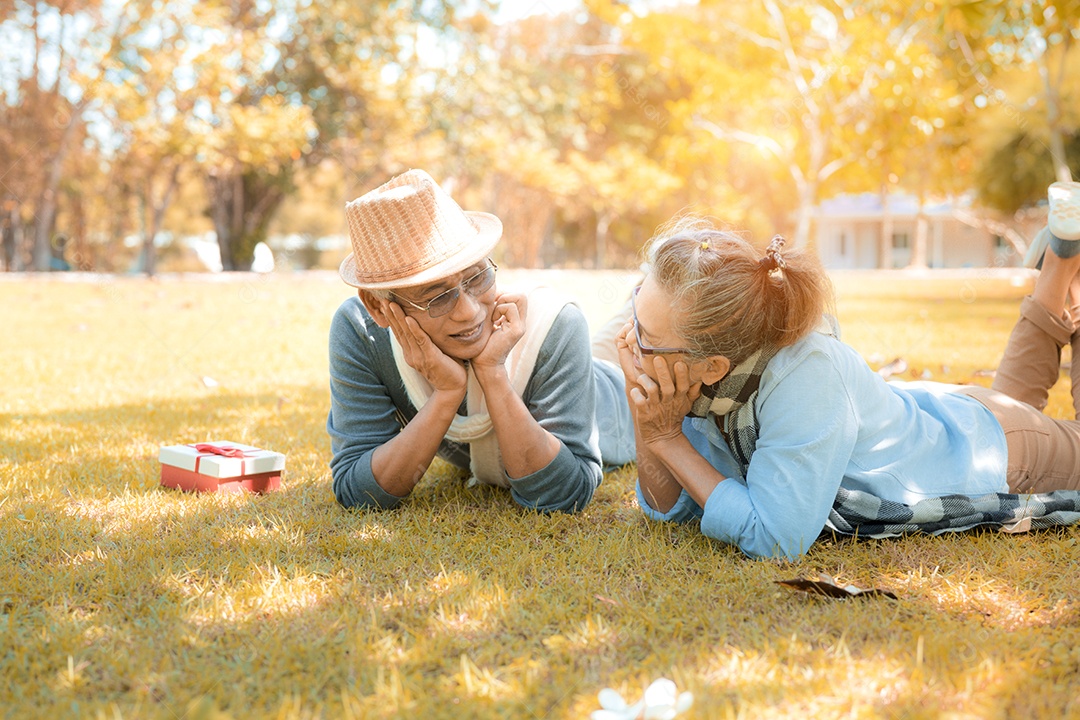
[327, 169, 634, 513]
[618, 182, 1080, 558]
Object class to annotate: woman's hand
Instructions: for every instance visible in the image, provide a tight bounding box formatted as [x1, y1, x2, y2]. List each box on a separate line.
[473, 292, 527, 372]
[615, 319, 644, 402]
[385, 302, 467, 394]
[629, 355, 702, 448]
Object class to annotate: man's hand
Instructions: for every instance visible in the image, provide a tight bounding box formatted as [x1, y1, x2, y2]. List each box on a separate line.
[473, 292, 527, 372]
[385, 302, 467, 394]
[629, 355, 701, 448]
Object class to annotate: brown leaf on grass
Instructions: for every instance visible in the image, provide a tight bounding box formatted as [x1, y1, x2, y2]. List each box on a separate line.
[775, 574, 898, 600]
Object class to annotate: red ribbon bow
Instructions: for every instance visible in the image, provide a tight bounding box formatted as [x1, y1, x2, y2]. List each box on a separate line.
[192, 443, 250, 458]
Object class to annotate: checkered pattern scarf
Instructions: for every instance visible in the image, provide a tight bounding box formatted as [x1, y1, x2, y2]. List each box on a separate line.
[827, 487, 1080, 538]
[687, 345, 778, 467]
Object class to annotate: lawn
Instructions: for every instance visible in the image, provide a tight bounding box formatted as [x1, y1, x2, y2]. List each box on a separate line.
[3, 268, 1079, 720]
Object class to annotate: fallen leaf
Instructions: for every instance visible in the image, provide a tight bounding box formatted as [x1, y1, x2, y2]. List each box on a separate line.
[775, 574, 898, 600]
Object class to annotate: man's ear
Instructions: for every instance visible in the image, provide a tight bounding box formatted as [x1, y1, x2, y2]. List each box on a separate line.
[699, 355, 731, 385]
[357, 289, 391, 328]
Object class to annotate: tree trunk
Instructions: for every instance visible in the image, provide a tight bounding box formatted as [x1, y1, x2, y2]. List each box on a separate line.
[879, 185, 893, 269]
[209, 169, 289, 271]
[910, 203, 929, 269]
[595, 210, 612, 269]
[493, 173, 551, 268]
[32, 104, 82, 271]
[1, 202, 15, 272]
[1040, 37, 1074, 183]
[792, 178, 817, 248]
[142, 165, 180, 277]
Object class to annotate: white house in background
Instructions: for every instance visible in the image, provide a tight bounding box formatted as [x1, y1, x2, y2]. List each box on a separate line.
[814, 193, 1019, 269]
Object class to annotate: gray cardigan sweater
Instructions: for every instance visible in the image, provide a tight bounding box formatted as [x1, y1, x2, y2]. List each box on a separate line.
[326, 297, 603, 512]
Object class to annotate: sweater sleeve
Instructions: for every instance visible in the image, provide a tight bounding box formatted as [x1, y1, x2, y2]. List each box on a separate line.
[509, 304, 604, 513]
[698, 349, 859, 559]
[326, 298, 411, 510]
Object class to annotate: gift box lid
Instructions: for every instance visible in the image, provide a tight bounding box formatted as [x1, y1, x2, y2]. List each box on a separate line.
[159, 441, 285, 479]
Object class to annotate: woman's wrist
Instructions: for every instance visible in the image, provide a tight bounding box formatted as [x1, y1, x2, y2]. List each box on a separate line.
[642, 430, 687, 457]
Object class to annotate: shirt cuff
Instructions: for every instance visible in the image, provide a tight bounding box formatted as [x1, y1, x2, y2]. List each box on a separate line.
[635, 479, 702, 523]
[507, 443, 598, 512]
[347, 450, 410, 510]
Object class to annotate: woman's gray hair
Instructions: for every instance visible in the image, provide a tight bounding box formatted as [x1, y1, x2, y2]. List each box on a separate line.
[645, 215, 832, 363]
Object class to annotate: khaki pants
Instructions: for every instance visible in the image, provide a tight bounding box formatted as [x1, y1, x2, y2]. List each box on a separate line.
[958, 296, 1080, 492]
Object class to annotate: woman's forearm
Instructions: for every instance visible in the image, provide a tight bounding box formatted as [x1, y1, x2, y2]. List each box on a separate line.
[635, 438, 685, 512]
[370, 388, 464, 496]
[645, 434, 726, 508]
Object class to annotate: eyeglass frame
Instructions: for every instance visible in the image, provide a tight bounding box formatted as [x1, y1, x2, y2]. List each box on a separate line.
[390, 260, 498, 319]
[630, 286, 696, 355]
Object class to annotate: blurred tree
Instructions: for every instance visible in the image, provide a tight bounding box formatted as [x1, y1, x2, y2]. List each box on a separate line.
[828, 1, 974, 267]
[169, 1, 314, 271]
[978, 129, 1080, 213]
[0, 0, 130, 271]
[937, 0, 1079, 184]
[684, 0, 904, 247]
[99, 0, 201, 275]
[423, 5, 682, 266]
[195, 0, 469, 269]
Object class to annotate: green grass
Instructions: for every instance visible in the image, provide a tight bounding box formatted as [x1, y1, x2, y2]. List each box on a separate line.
[3, 269, 1080, 720]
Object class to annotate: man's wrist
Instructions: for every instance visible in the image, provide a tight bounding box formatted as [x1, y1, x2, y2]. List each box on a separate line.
[429, 385, 467, 413]
[471, 362, 509, 386]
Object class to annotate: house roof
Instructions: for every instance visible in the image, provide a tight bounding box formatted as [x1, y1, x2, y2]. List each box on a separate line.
[815, 192, 972, 221]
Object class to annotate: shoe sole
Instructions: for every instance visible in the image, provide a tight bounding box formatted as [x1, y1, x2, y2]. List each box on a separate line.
[1049, 181, 1080, 241]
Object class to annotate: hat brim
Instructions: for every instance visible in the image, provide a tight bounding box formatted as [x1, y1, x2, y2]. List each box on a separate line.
[339, 211, 502, 290]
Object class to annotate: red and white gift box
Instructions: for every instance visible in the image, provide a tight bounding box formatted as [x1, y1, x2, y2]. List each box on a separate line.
[159, 441, 285, 494]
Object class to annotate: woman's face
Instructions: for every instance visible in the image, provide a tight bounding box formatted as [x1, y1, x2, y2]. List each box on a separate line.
[630, 274, 695, 381]
[629, 274, 730, 385]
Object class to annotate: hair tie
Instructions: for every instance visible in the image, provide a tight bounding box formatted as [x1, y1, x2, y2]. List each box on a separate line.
[759, 235, 786, 271]
[700, 241, 710, 251]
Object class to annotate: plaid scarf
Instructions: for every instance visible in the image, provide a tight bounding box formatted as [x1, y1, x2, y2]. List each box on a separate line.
[687, 345, 778, 468]
[827, 487, 1080, 538]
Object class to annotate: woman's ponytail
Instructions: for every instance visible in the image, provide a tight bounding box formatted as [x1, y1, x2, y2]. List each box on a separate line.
[647, 218, 833, 363]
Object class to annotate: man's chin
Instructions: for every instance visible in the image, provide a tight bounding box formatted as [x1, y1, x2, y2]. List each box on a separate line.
[437, 324, 492, 360]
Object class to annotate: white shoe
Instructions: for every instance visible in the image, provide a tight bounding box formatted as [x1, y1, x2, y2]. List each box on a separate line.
[1048, 181, 1080, 242]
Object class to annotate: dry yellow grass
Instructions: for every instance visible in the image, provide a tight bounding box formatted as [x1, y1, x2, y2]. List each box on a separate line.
[2, 269, 1079, 720]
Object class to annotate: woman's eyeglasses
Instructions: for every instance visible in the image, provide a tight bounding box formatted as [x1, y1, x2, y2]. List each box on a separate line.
[630, 287, 694, 355]
[391, 261, 498, 319]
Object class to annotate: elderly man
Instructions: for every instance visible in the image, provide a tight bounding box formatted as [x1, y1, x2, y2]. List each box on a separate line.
[327, 169, 634, 512]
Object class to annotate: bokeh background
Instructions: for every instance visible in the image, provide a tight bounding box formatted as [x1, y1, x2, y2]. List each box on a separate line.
[0, 0, 1077, 275]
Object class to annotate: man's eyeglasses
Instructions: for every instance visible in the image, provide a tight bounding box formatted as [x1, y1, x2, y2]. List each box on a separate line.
[631, 286, 694, 355]
[391, 260, 498, 319]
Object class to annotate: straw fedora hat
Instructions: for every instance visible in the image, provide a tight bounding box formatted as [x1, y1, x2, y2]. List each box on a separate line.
[339, 169, 503, 290]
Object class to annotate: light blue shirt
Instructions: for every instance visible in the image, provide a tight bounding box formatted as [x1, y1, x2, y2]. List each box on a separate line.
[637, 331, 1009, 559]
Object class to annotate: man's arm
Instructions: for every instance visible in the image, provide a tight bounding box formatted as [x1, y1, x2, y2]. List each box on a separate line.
[327, 299, 463, 508]
[478, 302, 602, 512]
